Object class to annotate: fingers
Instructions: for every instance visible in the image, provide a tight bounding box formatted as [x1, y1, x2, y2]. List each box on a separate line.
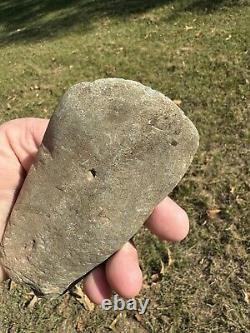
[82, 197, 189, 304]
[2, 118, 49, 172]
[105, 242, 143, 298]
[0, 118, 49, 282]
[145, 196, 189, 241]
[0, 117, 49, 235]
[82, 265, 112, 304]
[83, 242, 143, 304]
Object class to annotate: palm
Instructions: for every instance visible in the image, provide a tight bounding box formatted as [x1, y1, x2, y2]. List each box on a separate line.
[0, 118, 189, 304]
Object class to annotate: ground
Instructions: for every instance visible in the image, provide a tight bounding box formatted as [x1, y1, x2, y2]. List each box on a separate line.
[0, 0, 249, 332]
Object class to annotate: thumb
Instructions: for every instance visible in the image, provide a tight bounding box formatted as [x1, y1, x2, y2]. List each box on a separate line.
[0, 118, 49, 280]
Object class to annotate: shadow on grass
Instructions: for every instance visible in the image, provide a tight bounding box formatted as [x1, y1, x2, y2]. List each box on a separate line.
[0, 0, 245, 44]
[179, 0, 243, 12]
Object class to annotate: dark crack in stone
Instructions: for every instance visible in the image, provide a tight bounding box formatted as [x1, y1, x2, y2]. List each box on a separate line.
[0, 78, 199, 295]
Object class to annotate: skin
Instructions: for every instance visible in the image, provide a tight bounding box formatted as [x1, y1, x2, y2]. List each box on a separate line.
[0, 118, 189, 304]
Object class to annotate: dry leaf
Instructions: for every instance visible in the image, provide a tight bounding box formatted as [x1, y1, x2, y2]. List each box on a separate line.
[27, 295, 39, 309]
[151, 273, 159, 282]
[160, 259, 165, 275]
[207, 208, 221, 219]
[195, 31, 203, 37]
[109, 313, 122, 332]
[167, 247, 174, 267]
[9, 280, 17, 291]
[173, 99, 182, 106]
[185, 25, 194, 31]
[236, 195, 245, 206]
[243, 290, 250, 304]
[72, 285, 95, 311]
[230, 186, 236, 194]
[135, 313, 142, 322]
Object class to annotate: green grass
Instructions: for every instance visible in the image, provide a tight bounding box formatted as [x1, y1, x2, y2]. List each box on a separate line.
[0, 0, 250, 332]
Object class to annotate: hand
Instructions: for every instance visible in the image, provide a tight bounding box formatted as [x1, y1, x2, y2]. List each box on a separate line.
[0, 118, 189, 304]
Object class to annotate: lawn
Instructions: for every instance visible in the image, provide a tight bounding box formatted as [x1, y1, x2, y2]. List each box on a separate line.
[0, 0, 249, 332]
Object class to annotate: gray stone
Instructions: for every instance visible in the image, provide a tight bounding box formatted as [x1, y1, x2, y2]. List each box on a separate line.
[0, 78, 199, 295]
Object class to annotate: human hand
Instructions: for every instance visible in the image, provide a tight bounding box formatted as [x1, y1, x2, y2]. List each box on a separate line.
[0, 118, 189, 304]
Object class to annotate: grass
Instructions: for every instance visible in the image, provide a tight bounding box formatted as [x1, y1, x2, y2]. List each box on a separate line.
[0, 0, 249, 332]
